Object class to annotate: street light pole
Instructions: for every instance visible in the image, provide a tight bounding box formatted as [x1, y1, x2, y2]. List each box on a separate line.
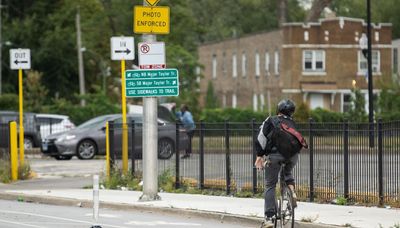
[0, 0, 3, 96]
[366, 0, 374, 147]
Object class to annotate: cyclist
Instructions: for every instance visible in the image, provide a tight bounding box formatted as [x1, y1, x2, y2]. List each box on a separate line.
[254, 99, 299, 227]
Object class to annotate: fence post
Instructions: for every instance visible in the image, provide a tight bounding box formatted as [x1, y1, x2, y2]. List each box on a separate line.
[378, 118, 383, 206]
[251, 118, 257, 195]
[343, 119, 349, 200]
[105, 122, 110, 180]
[131, 120, 135, 175]
[199, 120, 205, 190]
[309, 118, 314, 202]
[175, 120, 180, 189]
[109, 121, 115, 171]
[225, 120, 231, 195]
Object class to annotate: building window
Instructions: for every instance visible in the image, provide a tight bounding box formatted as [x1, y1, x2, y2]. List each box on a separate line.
[222, 94, 227, 108]
[232, 54, 237, 78]
[212, 54, 217, 79]
[358, 50, 380, 74]
[255, 52, 260, 77]
[343, 94, 352, 112]
[232, 93, 237, 108]
[394, 48, 398, 74]
[195, 66, 201, 92]
[265, 51, 270, 75]
[274, 51, 279, 75]
[304, 31, 309, 41]
[260, 94, 265, 111]
[253, 94, 258, 111]
[303, 50, 325, 72]
[242, 52, 247, 77]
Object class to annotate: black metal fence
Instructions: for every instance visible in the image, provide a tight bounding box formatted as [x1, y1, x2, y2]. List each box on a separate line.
[109, 119, 400, 206]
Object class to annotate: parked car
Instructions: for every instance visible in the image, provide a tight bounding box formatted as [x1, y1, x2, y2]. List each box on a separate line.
[41, 114, 189, 160]
[128, 104, 176, 122]
[0, 111, 41, 149]
[36, 114, 75, 139]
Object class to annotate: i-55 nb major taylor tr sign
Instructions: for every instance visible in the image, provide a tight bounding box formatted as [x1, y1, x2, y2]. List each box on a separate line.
[125, 69, 179, 97]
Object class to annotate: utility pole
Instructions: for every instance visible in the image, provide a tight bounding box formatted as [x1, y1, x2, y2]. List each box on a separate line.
[76, 7, 86, 107]
[139, 1, 160, 202]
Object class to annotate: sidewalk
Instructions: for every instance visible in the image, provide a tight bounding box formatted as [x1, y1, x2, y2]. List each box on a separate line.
[0, 188, 399, 228]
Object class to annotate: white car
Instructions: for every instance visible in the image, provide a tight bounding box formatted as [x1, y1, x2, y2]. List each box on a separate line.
[36, 114, 75, 139]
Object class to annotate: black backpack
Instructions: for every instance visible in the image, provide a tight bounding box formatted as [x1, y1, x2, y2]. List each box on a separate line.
[267, 116, 308, 159]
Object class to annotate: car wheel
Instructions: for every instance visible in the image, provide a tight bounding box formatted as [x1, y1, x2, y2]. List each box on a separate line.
[24, 137, 34, 149]
[54, 155, 72, 160]
[158, 138, 174, 159]
[77, 140, 97, 160]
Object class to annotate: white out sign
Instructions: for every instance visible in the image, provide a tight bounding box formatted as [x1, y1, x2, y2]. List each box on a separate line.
[10, 49, 31, 70]
[138, 42, 166, 69]
[110, 37, 135, 60]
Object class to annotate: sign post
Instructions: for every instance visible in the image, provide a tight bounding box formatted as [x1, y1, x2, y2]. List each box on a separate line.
[110, 37, 134, 174]
[10, 48, 31, 166]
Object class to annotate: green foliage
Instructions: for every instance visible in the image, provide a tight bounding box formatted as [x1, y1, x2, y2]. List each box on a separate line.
[158, 169, 175, 192]
[346, 88, 367, 122]
[310, 108, 345, 123]
[45, 89, 121, 125]
[205, 81, 218, 109]
[200, 108, 266, 122]
[377, 83, 400, 121]
[293, 103, 311, 122]
[0, 94, 19, 111]
[18, 162, 32, 180]
[336, 196, 348, 205]
[0, 156, 11, 183]
[24, 71, 48, 113]
[102, 169, 142, 191]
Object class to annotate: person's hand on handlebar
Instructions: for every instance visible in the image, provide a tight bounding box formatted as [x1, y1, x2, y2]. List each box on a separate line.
[254, 156, 265, 171]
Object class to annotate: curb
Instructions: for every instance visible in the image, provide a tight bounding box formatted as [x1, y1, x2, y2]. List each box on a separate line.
[0, 192, 339, 228]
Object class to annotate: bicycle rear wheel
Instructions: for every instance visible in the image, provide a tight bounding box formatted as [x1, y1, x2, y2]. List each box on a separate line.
[280, 187, 295, 228]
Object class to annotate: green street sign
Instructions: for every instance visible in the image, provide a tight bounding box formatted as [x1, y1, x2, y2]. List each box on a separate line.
[125, 69, 179, 97]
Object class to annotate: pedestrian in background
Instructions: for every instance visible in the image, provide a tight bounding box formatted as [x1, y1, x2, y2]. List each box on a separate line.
[179, 104, 195, 159]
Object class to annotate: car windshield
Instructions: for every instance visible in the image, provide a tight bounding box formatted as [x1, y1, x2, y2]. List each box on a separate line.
[77, 115, 114, 129]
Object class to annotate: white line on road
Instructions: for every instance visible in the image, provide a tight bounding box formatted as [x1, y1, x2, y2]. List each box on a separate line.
[125, 221, 202, 226]
[84, 213, 120, 218]
[0, 218, 43, 228]
[0, 209, 129, 228]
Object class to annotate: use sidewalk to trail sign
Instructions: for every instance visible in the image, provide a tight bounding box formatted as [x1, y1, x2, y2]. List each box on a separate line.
[125, 69, 179, 97]
[134, 6, 169, 34]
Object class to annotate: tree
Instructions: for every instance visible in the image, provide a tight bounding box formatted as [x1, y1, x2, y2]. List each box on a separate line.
[24, 71, 48, 113]
[346, 88, 367, 122]
[306, 0, 334, 22]
[205, 81, 218, 109]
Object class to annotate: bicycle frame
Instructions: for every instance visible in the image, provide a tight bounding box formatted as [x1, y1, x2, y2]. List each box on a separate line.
[275, 163, 295, 228]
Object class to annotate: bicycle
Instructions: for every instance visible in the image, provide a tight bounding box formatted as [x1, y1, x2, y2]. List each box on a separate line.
[261, 162, 295, 228]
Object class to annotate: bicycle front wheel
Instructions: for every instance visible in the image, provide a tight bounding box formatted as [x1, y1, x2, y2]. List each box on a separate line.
[280, 187, 295, 228]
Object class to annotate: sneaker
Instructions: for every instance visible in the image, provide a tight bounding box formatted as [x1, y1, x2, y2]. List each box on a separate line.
[260, 217, 274, 228]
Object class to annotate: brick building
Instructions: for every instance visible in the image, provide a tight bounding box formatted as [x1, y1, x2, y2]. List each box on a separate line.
[198, 17, 392, 112]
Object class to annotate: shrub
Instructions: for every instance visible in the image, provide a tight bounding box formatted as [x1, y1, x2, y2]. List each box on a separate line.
[310, 108, 345, 122]
[0, 94, 19, 111]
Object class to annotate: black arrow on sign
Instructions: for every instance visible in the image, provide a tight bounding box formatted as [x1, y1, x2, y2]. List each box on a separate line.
[14, 60, 28, 65]
[115, 48, 131, 55]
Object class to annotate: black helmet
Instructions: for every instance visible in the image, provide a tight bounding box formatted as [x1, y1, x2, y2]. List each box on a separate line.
[277, 99, 296, 117]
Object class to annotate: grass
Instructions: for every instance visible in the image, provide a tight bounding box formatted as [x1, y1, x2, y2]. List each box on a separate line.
[0, 155, 32, 183]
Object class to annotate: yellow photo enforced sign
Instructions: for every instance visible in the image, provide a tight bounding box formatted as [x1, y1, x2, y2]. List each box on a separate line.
[134, 6, 170, 34]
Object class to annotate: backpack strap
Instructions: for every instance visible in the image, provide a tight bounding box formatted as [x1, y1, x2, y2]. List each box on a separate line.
[281, 122, 309, 149]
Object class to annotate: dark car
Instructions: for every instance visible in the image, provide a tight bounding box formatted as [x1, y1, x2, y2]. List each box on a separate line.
[41, 114, 189, 160]
[0, 111, 42, 149]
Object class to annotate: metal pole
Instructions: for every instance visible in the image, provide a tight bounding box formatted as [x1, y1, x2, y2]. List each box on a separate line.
[121, 59, 128, 174]
[225, 120, 231, 195]
[131, 120, 136, 175]
[0, 0, 2, 96]
[377, 118, 383, 205]
[367, 0, 374, 147]
[199, 121, 204, 190]
[175, 120, 180, 189]
[76, 8, 86, 107]
[309, 118, 314, 202]
[343, 120, 349, 199]
[251, 119, 257, 195]
[18, 69, 24, 166]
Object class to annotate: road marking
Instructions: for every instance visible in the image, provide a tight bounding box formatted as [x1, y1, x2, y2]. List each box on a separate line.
[0, 209, 128, 228]
[0, 218, 43, 228]
[125, 220, 201, 226]
[84, 213, 120, 218]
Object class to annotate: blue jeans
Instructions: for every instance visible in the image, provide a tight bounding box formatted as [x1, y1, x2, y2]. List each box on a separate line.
[264, 152, 299, 218]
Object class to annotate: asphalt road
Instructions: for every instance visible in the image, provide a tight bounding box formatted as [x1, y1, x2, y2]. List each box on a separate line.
[0, 199, 251, 228]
